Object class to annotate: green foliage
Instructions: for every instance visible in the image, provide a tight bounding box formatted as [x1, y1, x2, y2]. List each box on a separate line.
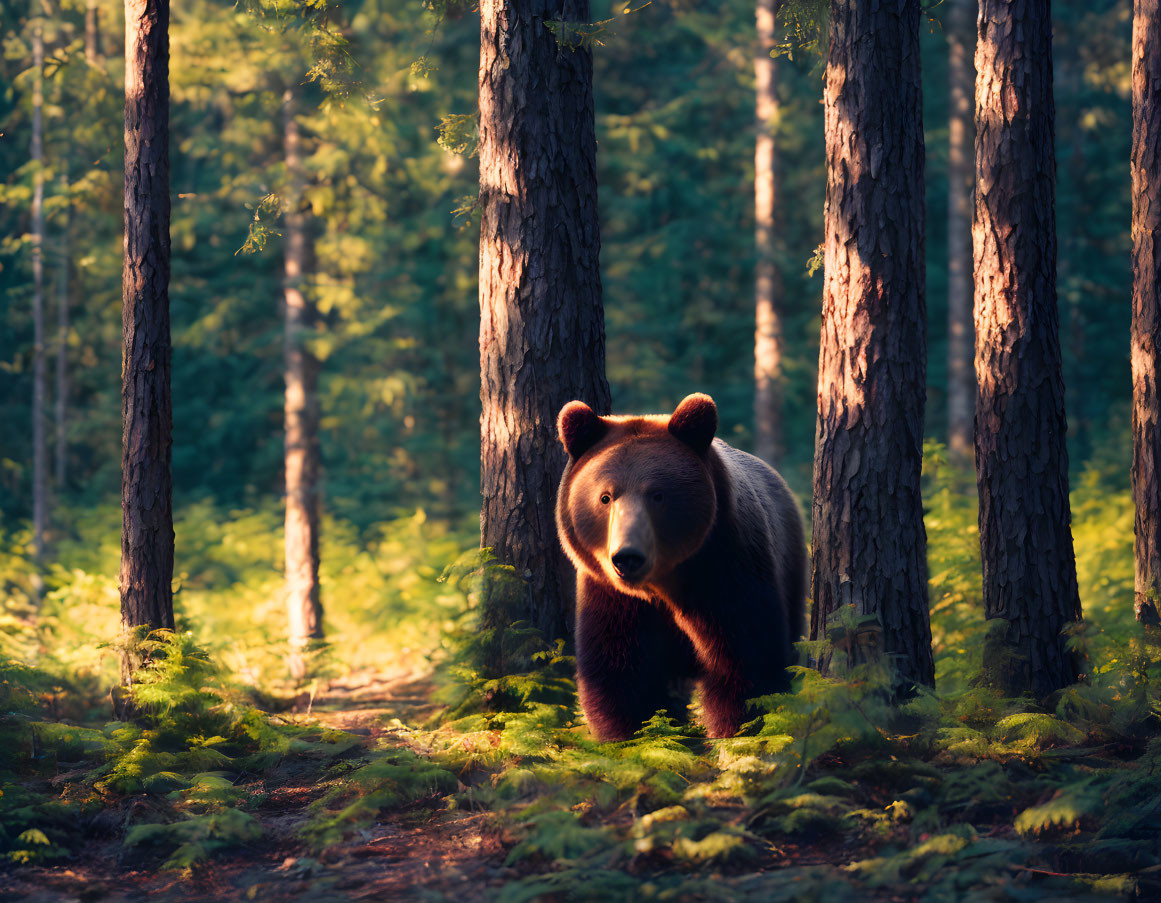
[301, 748, 459, 848]
[543, 15, 618, 52]
[504, 810, 615, 866]
[0, 783, 90, 865]
[124, 807, 263, 871]
[1015, 779, 1106, 838]
[236, 192, 283, 254]
[436, 549, 579, 721]
[777, 0, 829, 59]
[0, 629, 362, 871]
[436, 112, 478, 157]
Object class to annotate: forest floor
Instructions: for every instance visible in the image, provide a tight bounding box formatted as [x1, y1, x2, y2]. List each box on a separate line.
[5, 650, 1160, 902]
[2, 667, 516, 903]
[0, 663, 937, 903]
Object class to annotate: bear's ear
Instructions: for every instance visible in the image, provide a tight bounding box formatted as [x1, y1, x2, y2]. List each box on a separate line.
[558, 401, 607, 459]
[668, 393, 717, 455]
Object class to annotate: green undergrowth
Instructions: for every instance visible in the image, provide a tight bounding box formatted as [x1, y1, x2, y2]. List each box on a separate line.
[0, 629, 455, 870]
[1, 505, 475, 868]
[300, 749, 460, 849]
[407, 618, 1161, 902]
[0, 503, 476, 694]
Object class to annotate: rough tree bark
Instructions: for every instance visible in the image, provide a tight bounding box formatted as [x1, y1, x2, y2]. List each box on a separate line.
[478, 0, 612, 654]
[973, 0, 1082, 696]
[946, 0, 975, 465]
[120, 0, 175, 662]
[810, 0, 934, 693]
[30, 8, 47, 598]
[56, 164, 69, 492]
[282, 86, 324, 680]
[753, 0, 784, 466]
[1132, 0, 1161, 627]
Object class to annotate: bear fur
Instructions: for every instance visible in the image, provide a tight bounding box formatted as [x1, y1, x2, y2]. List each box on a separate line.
[555, 393, 807, 741]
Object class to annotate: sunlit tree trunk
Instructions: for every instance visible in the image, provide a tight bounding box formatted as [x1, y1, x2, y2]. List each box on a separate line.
[30, 8, 47, 601]
[810, 0, 934, 692]
[120, 0, 175, 677]
[753, 0, 784, 466]
[973, 0, 1082, 695]
[282, 86, 323, 680]
[946, 0, 975, 465]
[56, 164, 70, 492]
[86, 0, 101, 65]
[478, 0, 612, 656]
[1132, 0, 1161, 627]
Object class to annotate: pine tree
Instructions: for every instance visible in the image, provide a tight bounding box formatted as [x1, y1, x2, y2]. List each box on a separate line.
[946, 0, 975, 465]
[753, 0, 784, 466]
[477, 0, 612, 656]
[282, 84, 324, 679]
[120, 0, 175, 661]
[86, 0, 101, 65]
[55, 161, 69, 493]
[973, 0, 1082, 694]
[810, 0, 934, 693]
[1131, 0, 1161, 627]
[29, 3, 48, 601]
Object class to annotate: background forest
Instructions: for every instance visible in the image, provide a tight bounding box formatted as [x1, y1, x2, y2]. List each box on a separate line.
[1, 0, 1130, 537]
[2, 0, 1159, 900]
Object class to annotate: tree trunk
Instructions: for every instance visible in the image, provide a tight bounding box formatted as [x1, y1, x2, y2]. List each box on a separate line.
[120, 0, 174, 668]
[973, 0, 1082, 696]
[282, 86, 324, 681]
[56, 164, 69, 493]
[478, 0, 612, 656]
[1132, 0, 1161, 627]
[753, 0, 784, 466]
[946, 0, 975, 465]
[31, 9, 47, 601]
[86, 0, 101, 65]
[810, 0, 934, 693]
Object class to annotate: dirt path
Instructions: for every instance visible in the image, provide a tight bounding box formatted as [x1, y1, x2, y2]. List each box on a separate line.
[2, 667, 513, 903]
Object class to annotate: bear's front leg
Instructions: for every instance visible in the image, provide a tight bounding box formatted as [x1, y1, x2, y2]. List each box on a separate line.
[575, 573, 694, 741]
[697, 669, 752, 739]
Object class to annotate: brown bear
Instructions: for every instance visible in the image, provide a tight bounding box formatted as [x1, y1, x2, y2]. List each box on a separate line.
[555, 393, 807, 741]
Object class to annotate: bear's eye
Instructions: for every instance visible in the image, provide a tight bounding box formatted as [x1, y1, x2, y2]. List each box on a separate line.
[599, 493, 611, 505]
[651, 491, 664, 504]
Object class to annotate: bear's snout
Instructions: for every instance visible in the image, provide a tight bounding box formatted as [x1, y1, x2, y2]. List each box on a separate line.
[607, 497, 655, 584]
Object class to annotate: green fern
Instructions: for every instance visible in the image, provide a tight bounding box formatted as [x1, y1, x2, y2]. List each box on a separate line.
[124, 808, 262, 870]
[301, 749, 459, 849]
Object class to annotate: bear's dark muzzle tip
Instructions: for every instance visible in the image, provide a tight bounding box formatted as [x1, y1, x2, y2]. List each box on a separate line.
[611, 548, 647, 581]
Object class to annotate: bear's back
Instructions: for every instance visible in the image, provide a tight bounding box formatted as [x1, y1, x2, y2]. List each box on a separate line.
[710, 439, 808, 641]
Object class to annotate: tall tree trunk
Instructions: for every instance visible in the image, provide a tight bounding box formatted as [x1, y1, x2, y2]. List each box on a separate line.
[478, 0, 612, 656]
[282, 86, 323, 680]
[946, 0, 975, 465]
[973, 0, 1082, 696]
[30, 9, 47, 601]
[120, 0, 174, 675]
[1132, 0, 1161, 627]
[56, 164, 69, 493]
[86, 0, 101, 65]
[810, 0, 934, 693]
[753, 0, 784, 466]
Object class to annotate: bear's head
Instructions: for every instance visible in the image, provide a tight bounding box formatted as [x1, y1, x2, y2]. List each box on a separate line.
[555, 394, 719, 599]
